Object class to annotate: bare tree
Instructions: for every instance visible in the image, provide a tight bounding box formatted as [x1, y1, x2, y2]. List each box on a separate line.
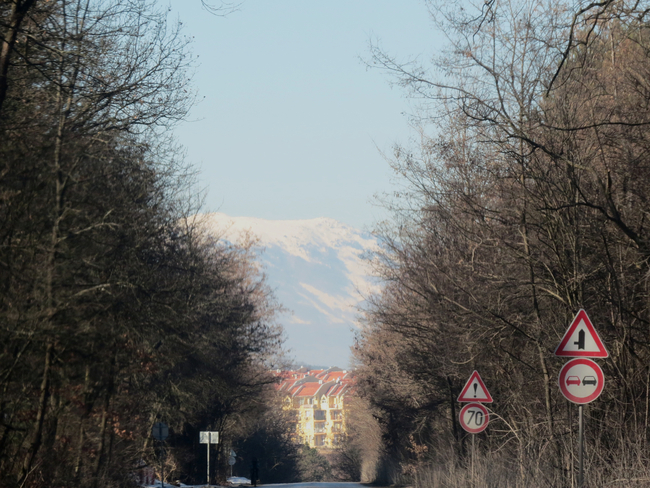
[356, 0, 650, 485]
[0, 1, 285, 486]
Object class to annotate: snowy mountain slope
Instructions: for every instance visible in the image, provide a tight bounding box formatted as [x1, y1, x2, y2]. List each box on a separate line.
[199, 213, 380, 367]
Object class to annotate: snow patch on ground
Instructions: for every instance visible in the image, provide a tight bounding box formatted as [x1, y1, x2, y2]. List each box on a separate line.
[227, 476, 251, 485]
[143, 479, 250, 488]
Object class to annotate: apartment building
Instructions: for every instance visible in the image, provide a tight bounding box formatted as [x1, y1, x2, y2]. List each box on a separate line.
[274, 367, 355, 449]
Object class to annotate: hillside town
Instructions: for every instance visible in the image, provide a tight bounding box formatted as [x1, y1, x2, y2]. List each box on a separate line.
[274, 368, 355, 449]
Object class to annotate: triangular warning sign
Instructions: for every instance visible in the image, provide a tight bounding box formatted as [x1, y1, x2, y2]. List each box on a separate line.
[555, 309, 608, 358]
[457, 371, 493, 403]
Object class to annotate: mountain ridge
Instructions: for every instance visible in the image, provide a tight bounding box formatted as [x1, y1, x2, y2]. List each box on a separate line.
[199, 212, 379, 367]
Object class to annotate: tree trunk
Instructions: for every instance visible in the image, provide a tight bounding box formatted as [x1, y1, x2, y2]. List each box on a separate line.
[93, 347, 116, 488]
[0, 0, 38, 115]
[447, 376, 461, 459]
[18, 341, 53, 485]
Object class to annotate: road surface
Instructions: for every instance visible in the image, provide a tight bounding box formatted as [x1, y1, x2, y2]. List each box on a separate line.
[261, 484, 373, 488]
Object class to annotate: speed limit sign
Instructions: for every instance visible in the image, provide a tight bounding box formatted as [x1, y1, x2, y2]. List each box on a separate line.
[459, 402, 489, 433]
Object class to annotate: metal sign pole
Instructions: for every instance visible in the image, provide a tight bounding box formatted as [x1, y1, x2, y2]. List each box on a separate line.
[554, 311, 608, 488]
[578, 405, 584, 488]
[161, 445, 165, 488]
[471, 434, 475, 487]
[152, 423, 169, 488]
[200, 431, 219, 487]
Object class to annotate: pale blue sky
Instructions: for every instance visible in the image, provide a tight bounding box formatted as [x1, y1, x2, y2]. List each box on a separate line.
[168, 0, 443, 230]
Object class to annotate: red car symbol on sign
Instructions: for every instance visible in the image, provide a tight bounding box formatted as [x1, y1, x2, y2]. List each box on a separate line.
[566, 376, 581, 386]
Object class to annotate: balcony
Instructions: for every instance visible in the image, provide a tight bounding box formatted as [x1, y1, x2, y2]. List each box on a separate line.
[330, 410, 343, 420]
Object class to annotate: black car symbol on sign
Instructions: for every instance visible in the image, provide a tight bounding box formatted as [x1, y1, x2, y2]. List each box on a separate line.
[582, 376, 597, 386]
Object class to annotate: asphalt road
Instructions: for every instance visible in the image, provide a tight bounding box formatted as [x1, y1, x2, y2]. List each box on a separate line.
[261, 484, 369, 488]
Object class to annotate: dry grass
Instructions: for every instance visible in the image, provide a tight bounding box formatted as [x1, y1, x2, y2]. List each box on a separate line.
[411, 439, 650, 488]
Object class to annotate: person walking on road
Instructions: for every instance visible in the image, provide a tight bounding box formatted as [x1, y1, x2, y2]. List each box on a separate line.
[250, 457, 259, 487]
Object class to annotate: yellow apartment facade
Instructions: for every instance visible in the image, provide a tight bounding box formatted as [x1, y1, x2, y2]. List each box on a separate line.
[275, 367, 355, 449]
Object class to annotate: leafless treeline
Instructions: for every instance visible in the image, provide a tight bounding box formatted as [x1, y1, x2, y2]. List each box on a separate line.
[0, 1, 284, 486]
[353, 0, 650, 486]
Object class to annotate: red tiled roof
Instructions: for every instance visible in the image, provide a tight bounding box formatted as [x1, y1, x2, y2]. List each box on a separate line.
[319, 371, 346, 382]
[271, 368, 356, 397]
[294, 383, 320, 397]
[276, 379, 298, 392]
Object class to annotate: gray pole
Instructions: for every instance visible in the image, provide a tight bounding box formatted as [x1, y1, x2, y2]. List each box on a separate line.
[471, 434, 475, 486]
[578, 405, 584, 488]
[160, 443, 165, 488]
[207, 442, 210, 487]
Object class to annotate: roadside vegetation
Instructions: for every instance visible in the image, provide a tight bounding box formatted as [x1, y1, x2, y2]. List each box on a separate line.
[0, 1, 285, 486]
[352, 0, 650, 486]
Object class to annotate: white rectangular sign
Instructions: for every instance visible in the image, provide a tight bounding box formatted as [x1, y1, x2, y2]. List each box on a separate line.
[200, 431, 219, 444]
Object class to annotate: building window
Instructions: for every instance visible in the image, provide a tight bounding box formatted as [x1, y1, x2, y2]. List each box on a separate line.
[314, 435, 325, 447]
[314, 410, 326, 421]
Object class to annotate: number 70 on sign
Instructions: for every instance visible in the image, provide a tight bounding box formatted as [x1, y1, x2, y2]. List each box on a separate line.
[459, 403, 489, 434]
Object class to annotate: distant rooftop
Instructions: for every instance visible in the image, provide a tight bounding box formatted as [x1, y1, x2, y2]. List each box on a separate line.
[273, 367, 356, 399]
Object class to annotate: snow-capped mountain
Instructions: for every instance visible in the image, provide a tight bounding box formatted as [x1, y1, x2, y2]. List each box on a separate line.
[199, 212, 380, 367]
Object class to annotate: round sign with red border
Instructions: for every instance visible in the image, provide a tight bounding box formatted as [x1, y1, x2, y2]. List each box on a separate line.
[558, 358, 604, 404]
[459, 403, 489, 434]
